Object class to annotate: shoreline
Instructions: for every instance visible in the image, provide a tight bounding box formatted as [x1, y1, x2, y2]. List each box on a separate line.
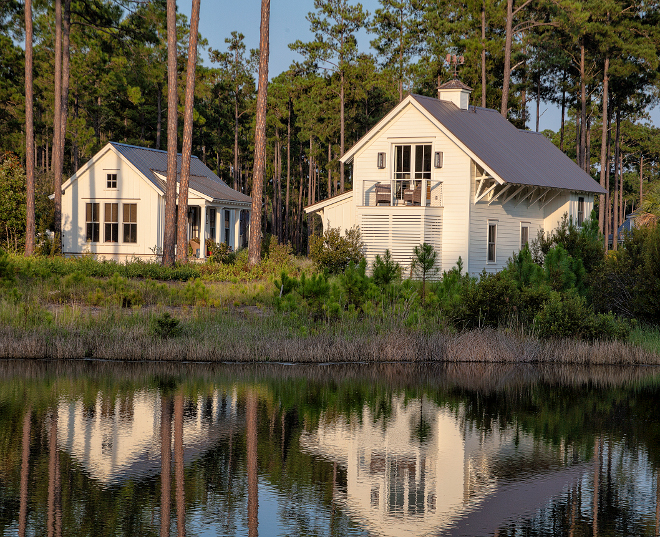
[2, 324, 659, 365]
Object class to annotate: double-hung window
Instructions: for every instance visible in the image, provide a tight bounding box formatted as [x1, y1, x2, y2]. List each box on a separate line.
[86, 203, 100, 243]
[123, 204, 137, 243]
[577, 196, 585, 226]
[104, 203, 118, 243]
[520, 223, 529, 250]
[393, 144, 431, 205]
[487, 221, 497, 263]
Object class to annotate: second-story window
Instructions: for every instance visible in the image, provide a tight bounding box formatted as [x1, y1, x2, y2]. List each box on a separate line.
[106, 173, 118, 189]
[394, 144, 431, 205]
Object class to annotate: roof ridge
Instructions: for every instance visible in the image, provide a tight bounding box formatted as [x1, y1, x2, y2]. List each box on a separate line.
[110, 141, 200, 160]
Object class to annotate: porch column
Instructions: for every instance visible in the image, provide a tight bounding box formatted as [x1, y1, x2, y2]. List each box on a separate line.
[200, 204, 207, 259]
[214, 207, 221, 243]
[234, 208, 241, 250]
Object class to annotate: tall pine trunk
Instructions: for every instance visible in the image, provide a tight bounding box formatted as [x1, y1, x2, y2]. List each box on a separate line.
[52, 0, 63, 240]
[612, 109, 620, 250]
[162, 0, 178, 266]
[580, 39, 587, 171]
[285, 99, 291, 244]
[500, 0, 513, 117]
[24, 0, 35, 256]
[481, 0, 486, 107]
[340, 71, 345, 192]
[176, 0, 201, 263]
[598, 56, 609, 235]
[248, 0, 270, 266]
[59, 0, 70, 172]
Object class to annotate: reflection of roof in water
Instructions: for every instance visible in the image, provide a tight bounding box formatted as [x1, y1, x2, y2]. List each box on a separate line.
[57, 389, 243, 487]
[300, 395, 587, 537]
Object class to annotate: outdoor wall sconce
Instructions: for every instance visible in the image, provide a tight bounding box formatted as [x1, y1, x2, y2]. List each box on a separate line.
[434, 151, 443, 168]
[377, 152, 386, 169]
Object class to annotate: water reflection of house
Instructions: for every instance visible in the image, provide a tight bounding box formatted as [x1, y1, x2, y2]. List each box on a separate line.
[57, 389, 242, 486]
[299, 395, 581, 537]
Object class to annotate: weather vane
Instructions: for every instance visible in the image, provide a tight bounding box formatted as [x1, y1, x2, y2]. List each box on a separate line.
[445, 54, 465, 79]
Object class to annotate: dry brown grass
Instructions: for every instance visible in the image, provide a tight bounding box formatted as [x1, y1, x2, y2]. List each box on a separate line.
[1, 324, 659, 365]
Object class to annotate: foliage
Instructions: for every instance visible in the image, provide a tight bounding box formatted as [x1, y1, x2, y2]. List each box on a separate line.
[207, 241, 236, 264]
[150, 312, 181, 339]
[411, 243, 439, 303]
[371, 249, 401, 286]
[309, 225, 364, 274]
[0, 152, 26, 252]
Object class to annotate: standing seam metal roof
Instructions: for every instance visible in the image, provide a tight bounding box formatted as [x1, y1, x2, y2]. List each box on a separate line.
[111, 142, 252, 203]
[411, 94, 607, 194]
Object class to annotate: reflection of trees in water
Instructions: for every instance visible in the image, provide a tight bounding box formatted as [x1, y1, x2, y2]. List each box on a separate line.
[2, 364, 660, 536]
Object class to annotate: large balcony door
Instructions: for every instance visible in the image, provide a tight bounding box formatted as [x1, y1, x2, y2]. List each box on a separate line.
[394, 144, 431, 205]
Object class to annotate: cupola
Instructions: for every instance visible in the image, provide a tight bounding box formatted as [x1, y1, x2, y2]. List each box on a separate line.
[437, 79, 473, 110]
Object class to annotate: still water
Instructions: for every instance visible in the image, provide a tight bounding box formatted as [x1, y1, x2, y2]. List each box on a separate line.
[1, 360, 659, 537]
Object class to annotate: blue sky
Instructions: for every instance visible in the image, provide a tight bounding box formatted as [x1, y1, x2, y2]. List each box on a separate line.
[178, 0, 659, 133]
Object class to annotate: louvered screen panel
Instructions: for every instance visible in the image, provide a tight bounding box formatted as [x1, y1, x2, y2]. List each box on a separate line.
[390, 214, 422, 268]
[361, 214, 391, 262]
[424, 214, 443, 278]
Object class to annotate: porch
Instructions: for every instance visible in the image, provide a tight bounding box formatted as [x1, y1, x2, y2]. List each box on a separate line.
[185, 204, 250, 259]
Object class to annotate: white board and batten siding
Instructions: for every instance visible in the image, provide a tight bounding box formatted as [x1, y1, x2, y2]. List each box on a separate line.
[468, 161, 544, 274]
[62, 146, 162, 260]
[352, 105, 452, 277]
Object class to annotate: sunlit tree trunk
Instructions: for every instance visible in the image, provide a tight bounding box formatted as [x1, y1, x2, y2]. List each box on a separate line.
[24, 0, 35, 256]
[247, 391, 258, 537]
[639, 154, 643, 207]
[18, 407, 31, 537]
[579, 39, 587, 171]
[174, 393, 186, 537]
[500, 0, 513, 117]
[52, 0, 63, 240]
[612, 111, 620, 250]
[248, 0, 270, 266]
[176, 0, 201, 263]
[163, 0, 178, 266]
[285, 99, 291, 244]
[156, 83, 162, 150]
[481, 0, 486, 107]
[340, 71, 345, 192]
[160, 396, 172, 537]
[599, 55, 609, 235]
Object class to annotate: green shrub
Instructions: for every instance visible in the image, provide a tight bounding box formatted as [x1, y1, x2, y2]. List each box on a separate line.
[339, 259, 370, 308]
[151, 312, 181, 339]
[372, 250, 401, 286]
[309, 225, 364, 274]
[207, 241, 236, 264]
[534, 291, 630, 340]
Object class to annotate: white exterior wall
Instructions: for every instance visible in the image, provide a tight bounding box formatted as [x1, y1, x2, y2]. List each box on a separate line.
[351, 105, 460, 275]
[468, 163, 544, 275]
[62, 147, 162, 259]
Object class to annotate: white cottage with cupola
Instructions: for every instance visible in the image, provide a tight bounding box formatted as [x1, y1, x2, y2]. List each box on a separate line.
[305, 80, 606, 275]
[60, 142, 251, 260]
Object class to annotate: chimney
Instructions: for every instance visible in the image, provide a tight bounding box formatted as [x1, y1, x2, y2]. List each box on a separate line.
[437, 79, 473, 110]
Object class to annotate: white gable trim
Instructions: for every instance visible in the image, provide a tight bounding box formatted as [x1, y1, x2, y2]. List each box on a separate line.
[61, 143, 164, 196]
[304, 190, 354, 214]
[341, 96, 506, 186]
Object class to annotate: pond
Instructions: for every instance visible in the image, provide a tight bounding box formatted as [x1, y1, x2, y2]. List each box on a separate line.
[0, 360, 659, 536]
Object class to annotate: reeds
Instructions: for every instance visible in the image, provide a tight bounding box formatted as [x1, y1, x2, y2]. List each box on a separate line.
[1, 314, 659, 365]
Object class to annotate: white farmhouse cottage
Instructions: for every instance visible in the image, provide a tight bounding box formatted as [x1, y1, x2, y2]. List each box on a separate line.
[305, 81, 606, 275]
[61, 142, 251, 260]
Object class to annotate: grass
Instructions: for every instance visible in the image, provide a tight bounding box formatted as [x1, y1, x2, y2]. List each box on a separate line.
[628, 325, 660, 355]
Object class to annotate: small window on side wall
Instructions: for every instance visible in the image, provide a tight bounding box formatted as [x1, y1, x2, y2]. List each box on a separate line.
[86, 203, 99, 243]
[106, 173, 118, 189]
[520, 223, 529, 250]
[487, 222, 497, 263]
[577, 196, 585, 226]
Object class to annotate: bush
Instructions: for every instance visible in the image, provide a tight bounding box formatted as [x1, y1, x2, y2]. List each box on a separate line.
[207, 241, 236, 264]
[151, 312, 181, 339]
[309, 225, 364, 274]
[372, 250, 401, 286]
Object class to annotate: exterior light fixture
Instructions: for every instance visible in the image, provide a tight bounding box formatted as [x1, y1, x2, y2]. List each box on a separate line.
[434, 151, 443, 168]
[377, 152, 386, 169]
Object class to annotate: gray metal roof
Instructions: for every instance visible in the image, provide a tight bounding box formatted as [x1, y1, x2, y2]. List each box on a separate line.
[411, 94, 607, 194]
[111, 142, 251, 204]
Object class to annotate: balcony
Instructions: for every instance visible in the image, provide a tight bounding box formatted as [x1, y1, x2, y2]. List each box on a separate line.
[362, 180, 443, 208]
